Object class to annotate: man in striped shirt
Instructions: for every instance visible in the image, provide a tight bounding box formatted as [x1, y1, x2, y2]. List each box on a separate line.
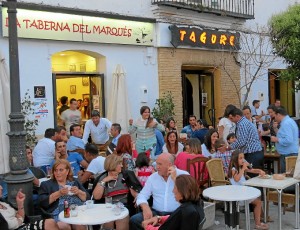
[228, 108, 264, 171]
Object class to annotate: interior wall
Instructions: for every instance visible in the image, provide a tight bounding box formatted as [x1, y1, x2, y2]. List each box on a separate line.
[186, 74, 200, 119]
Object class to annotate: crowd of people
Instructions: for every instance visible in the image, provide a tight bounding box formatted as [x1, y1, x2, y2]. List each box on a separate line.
[1, 96, 299, 230]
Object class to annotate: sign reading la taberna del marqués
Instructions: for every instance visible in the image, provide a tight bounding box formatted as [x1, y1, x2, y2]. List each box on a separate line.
[169, 25, 240, 50]
[1, 7, 154, 46]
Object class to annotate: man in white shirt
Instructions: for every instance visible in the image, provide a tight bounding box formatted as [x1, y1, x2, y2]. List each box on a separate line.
[78, 143, 105, 184]
[60, 98, 81, 136]
[130, 153, 189, 230]
[33, 128, 59, 173]
[82, 110, 112, 151]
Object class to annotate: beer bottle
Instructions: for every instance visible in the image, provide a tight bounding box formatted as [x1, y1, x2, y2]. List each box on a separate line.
[64, 200, 70, 218]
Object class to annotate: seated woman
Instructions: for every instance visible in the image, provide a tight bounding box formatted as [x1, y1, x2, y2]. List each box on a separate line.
[162, 131, 184, 157]
[0, 185, 59, 230]
[175, 138, 208, 180]
[93, 154, 139, 230]
[115, 134, 136, 171]
[201, 129, 219, 158]
[39, 159, 89, 230]
[142, 174, 205, 230]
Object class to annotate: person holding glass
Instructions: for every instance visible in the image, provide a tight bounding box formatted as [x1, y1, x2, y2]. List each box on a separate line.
[93, 154, 139, 230]
[39, 159, 89, 230]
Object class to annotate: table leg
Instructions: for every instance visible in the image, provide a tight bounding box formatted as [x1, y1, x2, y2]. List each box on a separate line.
[230, 201, 233, 230]
[277, 189, 282, 230]
[88, 225, 93, 230]
[245, 200, 250, 230]
[263, 187, 267, 223]
[296, 183, 299, 229]
[236, 202, 240, 230]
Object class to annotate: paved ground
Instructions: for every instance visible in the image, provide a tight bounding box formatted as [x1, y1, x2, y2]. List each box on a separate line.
[205, 203, 298, 230]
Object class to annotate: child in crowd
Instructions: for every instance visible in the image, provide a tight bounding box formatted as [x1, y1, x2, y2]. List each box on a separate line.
[135, 152, 155, 186]
[228, 150, 269, 230]
[213, 138, 232, 175]
[226, 133, 237, 144]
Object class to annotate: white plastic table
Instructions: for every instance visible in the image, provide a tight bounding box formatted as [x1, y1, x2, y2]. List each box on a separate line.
[59, 203, 129, 230]
[203, 185, 261, 230]
[244, 176, 300, 230]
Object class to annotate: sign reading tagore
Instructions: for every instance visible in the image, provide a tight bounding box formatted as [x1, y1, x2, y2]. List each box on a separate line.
[1, 8, 154, 46]
[169, 25, 240, 50]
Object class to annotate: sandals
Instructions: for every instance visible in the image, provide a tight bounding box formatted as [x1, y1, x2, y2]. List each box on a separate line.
[255, 223, 269, 229]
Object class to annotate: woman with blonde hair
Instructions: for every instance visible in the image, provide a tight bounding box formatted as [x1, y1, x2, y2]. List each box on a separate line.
[39, 159, 89, 230]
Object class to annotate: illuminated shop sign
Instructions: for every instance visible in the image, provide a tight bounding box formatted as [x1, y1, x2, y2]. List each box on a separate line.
[169, 25, 240, 50]
[1, 7, 154, 46]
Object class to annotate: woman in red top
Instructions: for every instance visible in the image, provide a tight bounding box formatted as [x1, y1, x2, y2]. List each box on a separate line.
[175, 138, 208, 180]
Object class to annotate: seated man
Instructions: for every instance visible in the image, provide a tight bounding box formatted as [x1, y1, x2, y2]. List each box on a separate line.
[130, 153, 189, 230]
[78, 143, 105, 184]
[66, 124, 88, 176]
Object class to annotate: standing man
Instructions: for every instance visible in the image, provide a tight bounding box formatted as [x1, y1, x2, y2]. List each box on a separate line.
[82, 110, 112, 152]
[58, 96, 69, 115]
[33, 128, 59, 173]
[180, 115, 197, 138]
[275, 99, 281, 107]
[228, 108, 264, 170]
[130, 153, 189, 230]
[271, 106, 299, 173]
[60, 98, 81, 136]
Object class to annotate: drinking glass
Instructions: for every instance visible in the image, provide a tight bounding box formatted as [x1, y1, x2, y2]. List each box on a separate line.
[85, 200, 94, 209]
[70, 204, 78, 217]
[105, 196, 112, 208]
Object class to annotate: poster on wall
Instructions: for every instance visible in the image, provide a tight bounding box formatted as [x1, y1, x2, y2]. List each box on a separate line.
[93, 95, 99, 111]
[34, 98, 48, 119]
[34, 86, 45, 98]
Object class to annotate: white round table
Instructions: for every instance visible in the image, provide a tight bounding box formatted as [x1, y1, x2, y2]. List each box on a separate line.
[59, 203, 129, 230]
[203, 185, 261, 230]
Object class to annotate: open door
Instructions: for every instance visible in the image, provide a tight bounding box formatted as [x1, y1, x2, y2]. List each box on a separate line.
[52, 73, 104, 126]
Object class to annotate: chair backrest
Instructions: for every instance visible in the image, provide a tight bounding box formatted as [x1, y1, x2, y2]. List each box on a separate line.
[206, 158, 227, 186]
[286, 156, 297, 172]
[187, 157, 209, 188]
[29, 166, 47, 179]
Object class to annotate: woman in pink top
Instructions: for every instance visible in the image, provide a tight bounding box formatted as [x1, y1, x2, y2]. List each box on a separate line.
[175, 138, 208, 180]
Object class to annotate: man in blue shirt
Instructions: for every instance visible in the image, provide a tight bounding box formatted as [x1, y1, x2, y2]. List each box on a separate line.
[228, 108, 264, 171]
[271, 106, 299, 173]
[180, 115, 197, 138]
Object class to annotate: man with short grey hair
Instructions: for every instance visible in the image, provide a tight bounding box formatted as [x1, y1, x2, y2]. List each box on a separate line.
[130, 153, 189, 230]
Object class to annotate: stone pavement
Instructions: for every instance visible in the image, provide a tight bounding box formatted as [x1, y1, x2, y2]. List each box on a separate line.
[205, 203, 298, 230]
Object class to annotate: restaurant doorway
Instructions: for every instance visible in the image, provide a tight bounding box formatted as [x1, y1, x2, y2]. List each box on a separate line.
[182, 69, 215, 127]
[269, 70, 295, 116]
[52, 73, 105, 126]
[51, 50, 105, 126]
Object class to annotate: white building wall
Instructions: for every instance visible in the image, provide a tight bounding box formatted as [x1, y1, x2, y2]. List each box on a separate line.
[0, 37, 159, 135]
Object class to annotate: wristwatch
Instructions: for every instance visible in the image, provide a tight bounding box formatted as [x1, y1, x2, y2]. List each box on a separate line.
[99, 181, 106, 187]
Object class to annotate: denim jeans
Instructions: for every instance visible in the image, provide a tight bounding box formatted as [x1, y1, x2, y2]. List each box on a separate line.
[280, 153, 298, 173]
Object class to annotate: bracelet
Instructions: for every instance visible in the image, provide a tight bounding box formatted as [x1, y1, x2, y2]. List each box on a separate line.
[99, 181, 106, 188]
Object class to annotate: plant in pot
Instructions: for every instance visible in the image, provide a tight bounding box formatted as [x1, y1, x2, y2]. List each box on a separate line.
[152, 91, 175, 123]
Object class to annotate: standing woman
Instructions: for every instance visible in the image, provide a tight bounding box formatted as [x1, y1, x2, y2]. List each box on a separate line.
[81, 98, 90, 120]
[202, 129, 219, 158]
[162, 131, 184, 157]
[129, 106, 164, 158]
[218, 104, 236, 142]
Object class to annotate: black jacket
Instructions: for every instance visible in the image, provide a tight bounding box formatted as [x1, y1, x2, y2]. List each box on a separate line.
[159, 201, 205, 230]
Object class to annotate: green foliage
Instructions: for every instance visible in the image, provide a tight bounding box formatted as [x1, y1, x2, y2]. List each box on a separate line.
[21, 90, 38, 147]
[269, 4, 300, 90]
[152, 91, 175, 123]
